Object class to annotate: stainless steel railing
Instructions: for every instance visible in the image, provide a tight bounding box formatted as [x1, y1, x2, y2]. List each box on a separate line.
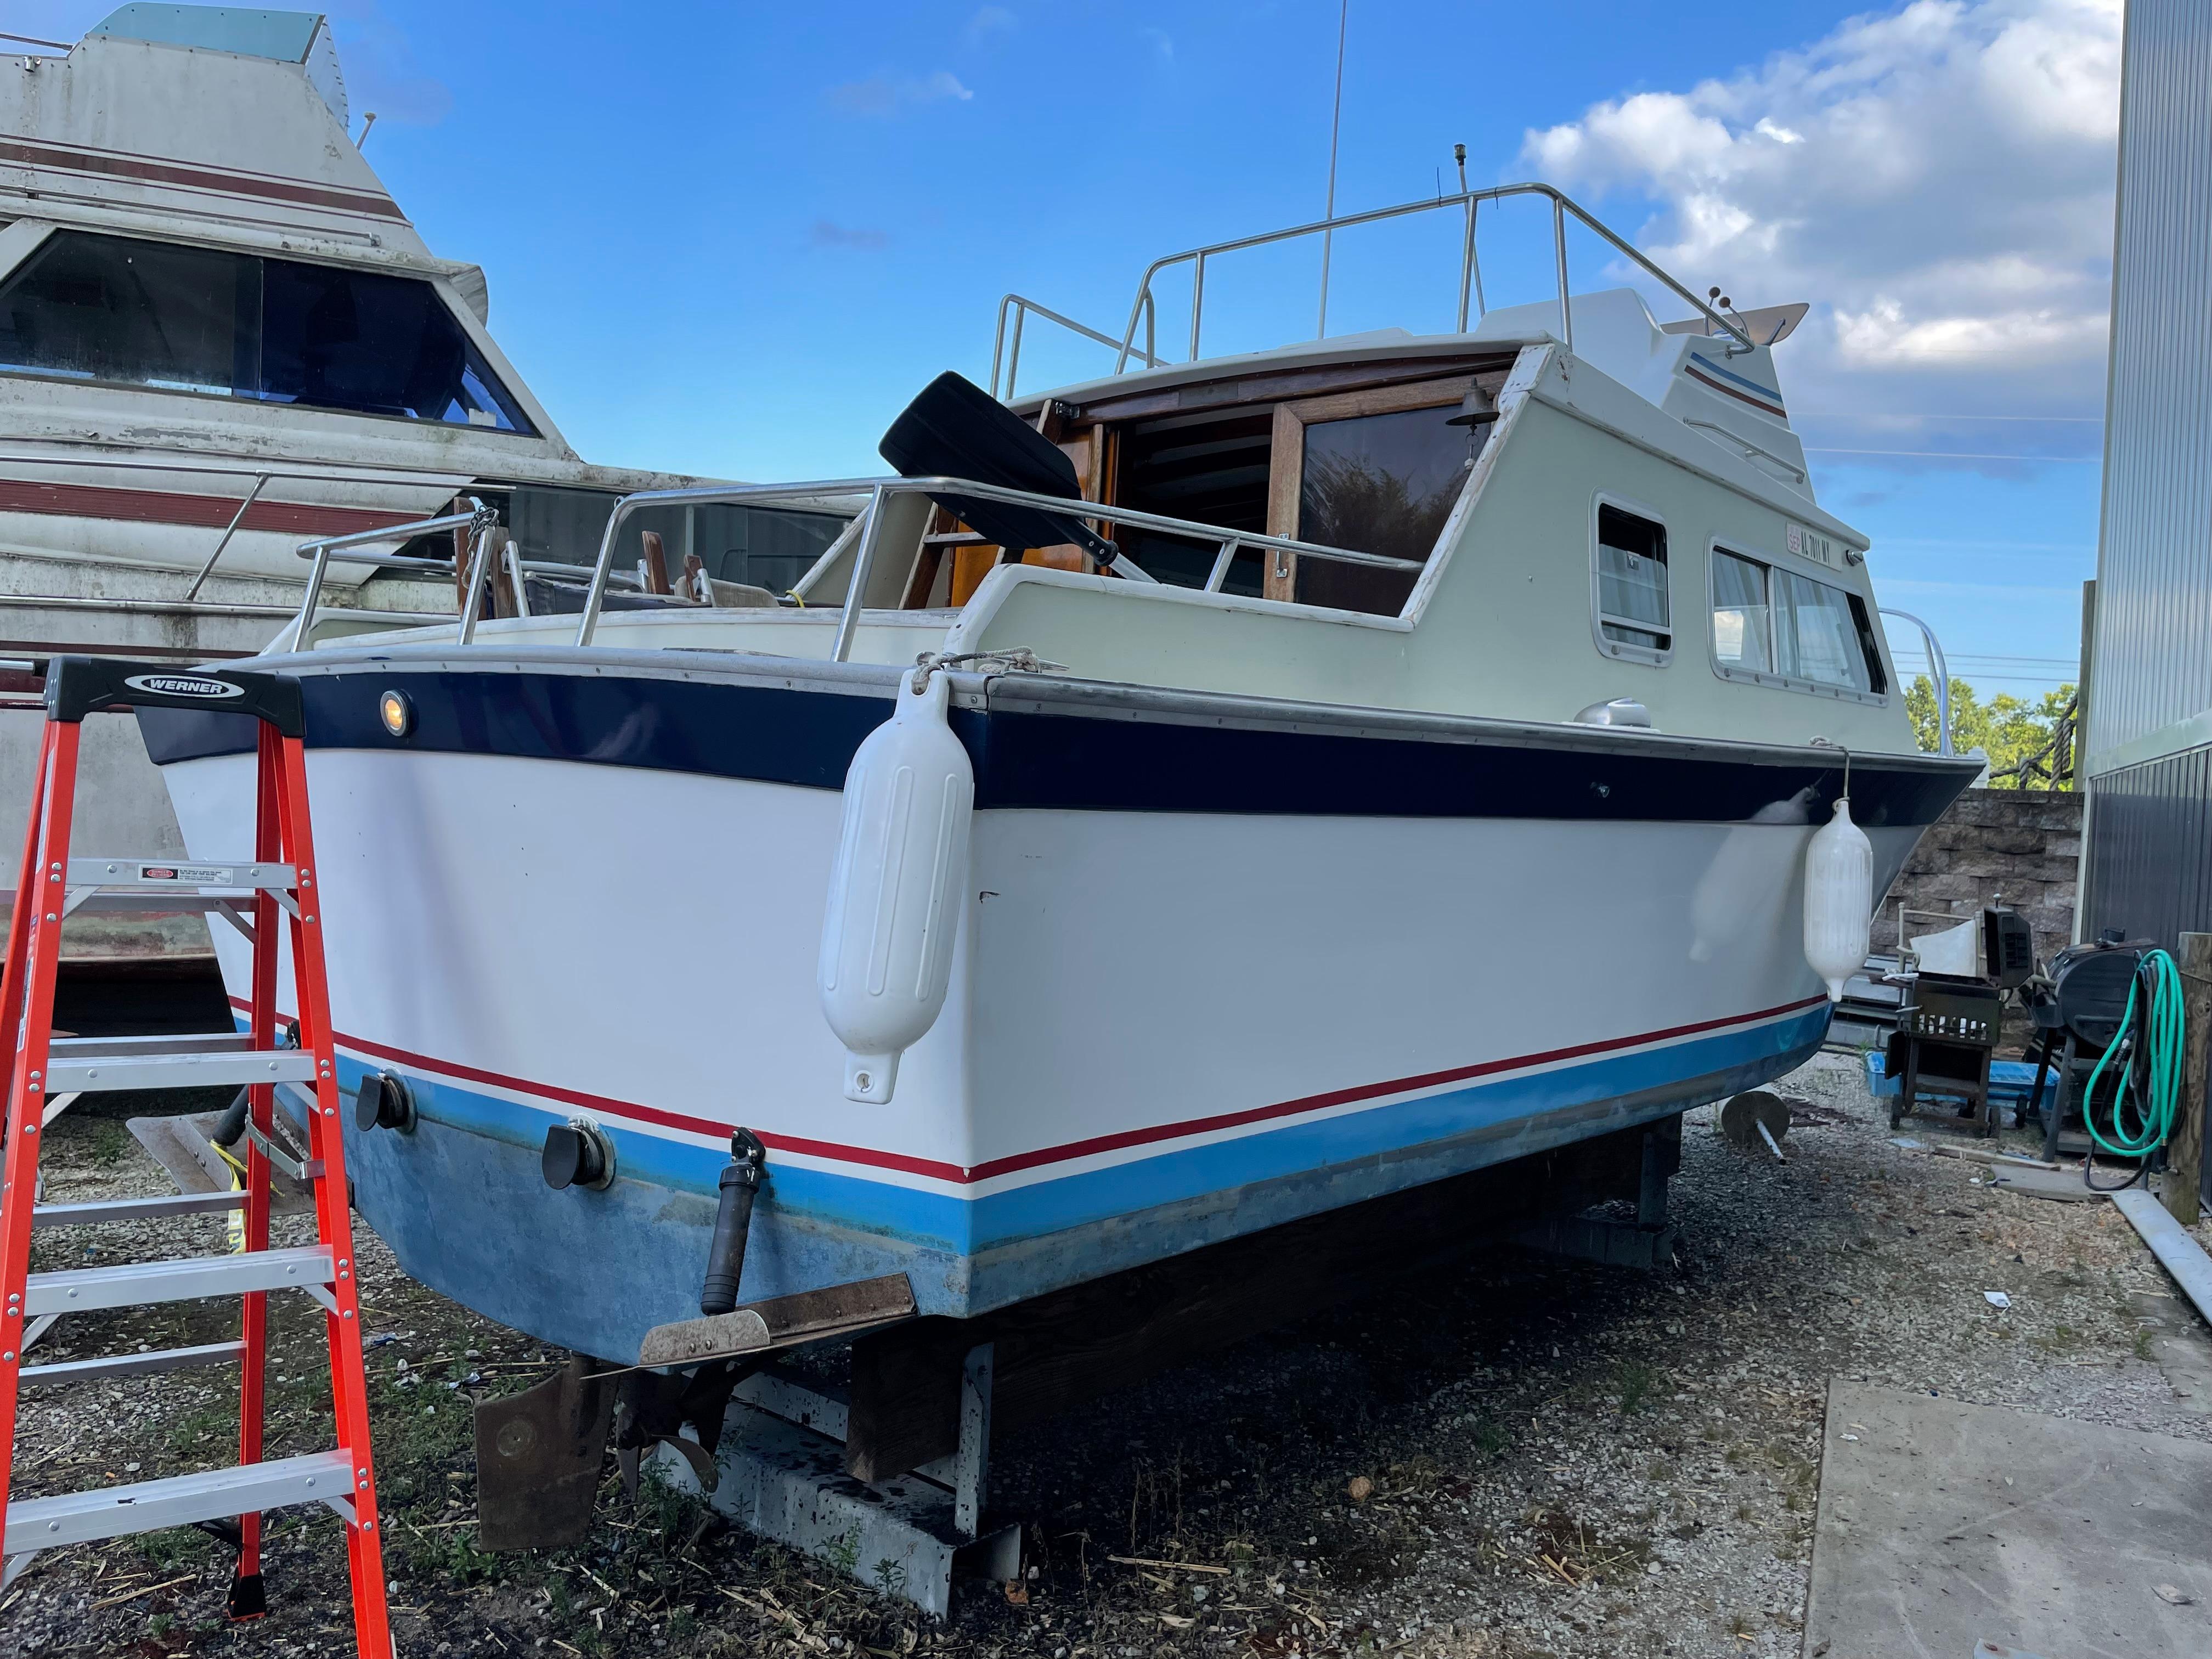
[1878, 607, 1954, 758]
[1109, 181, 1753, 371]
[287, 502, 654, 650]
[568, 476, 1424, 657]
[990, 292, 1162, 402]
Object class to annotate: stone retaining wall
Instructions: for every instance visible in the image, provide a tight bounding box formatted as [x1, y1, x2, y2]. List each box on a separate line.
[1870, 788, 2081, 968]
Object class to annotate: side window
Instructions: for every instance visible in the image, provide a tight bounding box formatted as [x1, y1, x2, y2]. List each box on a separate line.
[1594, 502, 1671, 660]
[1712, 550, 1771, 672]
[0, 229, 534, 432]
[1773, 569, 1871, 691]
[1711, 544, 1886, 695]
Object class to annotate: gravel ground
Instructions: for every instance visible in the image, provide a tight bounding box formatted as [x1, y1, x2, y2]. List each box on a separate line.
[4, 1050, 2208, 1659]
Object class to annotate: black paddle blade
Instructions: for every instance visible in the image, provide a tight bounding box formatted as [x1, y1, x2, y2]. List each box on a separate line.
[879, 371, 1114, 562]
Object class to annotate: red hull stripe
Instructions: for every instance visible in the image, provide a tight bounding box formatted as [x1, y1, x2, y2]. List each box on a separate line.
[0, 478, 426, 538]
[1683, 362, 1789, 419]
[0, 137, 407, 222]
[233, 994, 1827, 1186]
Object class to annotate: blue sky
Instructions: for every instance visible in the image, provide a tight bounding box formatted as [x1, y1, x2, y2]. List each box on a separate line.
[28, 0, 2117, 696]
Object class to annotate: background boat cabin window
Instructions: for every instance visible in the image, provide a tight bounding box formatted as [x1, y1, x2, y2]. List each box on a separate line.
[1711, 545, 1888, 695]
[1593, 503, 1671, 659]
[1113, 409, 1274, 595]
[0, 230, 534, 433]
[495, 486, 843, 589]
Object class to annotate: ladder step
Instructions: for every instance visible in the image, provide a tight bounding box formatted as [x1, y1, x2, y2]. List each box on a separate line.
[33, 1192, 246, 1230]
[66, 858, 295, 893]
[46, 1034, 317, 1094]
[4, 1450, 354, 1554]
[21, 1339, 245, 1386]
[24, 1245, 334, 1317]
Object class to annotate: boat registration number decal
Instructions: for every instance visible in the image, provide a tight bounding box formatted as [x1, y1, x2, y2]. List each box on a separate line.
[1786, 523, 1842, 569]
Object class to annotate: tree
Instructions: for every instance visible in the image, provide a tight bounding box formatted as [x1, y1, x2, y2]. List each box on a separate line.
[1903, 676, 2078, 789]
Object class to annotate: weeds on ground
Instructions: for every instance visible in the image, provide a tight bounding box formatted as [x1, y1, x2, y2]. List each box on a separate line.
[87, 1120, 128, 1166]
[1615, 1362, 1666, 1415]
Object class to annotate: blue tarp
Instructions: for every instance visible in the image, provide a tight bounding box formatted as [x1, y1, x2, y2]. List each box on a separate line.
[1863, 1049, 2058, 1111]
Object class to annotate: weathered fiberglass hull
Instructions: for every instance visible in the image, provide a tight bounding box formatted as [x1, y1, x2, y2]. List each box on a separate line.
[142, 643, 1976, 1361]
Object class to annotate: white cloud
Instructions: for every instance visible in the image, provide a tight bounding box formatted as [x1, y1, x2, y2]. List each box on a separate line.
[1519, 0, 2122, 432]
[827, 70, 975, 119]
[965, 5, 1018, 47]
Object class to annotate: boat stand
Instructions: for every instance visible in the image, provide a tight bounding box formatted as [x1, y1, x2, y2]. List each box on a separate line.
[1513, 1118, 1680, 1269]
[652, 1350, 1020, 1617]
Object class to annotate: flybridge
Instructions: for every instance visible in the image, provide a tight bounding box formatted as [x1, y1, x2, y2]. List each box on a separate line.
[1, 5, 420, 265]
[989, 182, 1770, 402]
[86, 5, 348, 124]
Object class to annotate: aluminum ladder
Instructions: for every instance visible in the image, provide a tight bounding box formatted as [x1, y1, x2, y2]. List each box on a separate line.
[0, 657, 392, 1654]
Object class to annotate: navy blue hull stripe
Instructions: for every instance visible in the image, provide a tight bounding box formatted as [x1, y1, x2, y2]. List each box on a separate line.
[141, 669, 1968, 826]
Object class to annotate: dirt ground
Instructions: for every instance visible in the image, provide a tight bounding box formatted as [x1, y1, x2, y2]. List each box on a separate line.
[4, 1049, 2208, 1659]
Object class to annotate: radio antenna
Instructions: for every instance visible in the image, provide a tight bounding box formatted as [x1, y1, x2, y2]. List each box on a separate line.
[1316, 0, 1349, 340]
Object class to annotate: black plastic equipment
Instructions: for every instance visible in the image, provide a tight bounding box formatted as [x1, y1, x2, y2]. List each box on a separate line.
[44, 654, 304, 735]
[879, 371, 1116, 565]
[541, 1122, 612, 1190]
[2027, 935, 2155, 1160]
[2045, 940, 2147, 1048]
[1982, 907, 2036, 990]
[354, 1070, 416, 1135]
[698, 1128, 767, 1316]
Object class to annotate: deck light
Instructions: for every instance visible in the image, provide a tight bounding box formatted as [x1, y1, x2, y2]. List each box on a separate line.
[377, 688, 413, 737]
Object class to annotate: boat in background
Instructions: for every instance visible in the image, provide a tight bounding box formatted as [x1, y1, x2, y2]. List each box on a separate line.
[0, 7, 844, 963]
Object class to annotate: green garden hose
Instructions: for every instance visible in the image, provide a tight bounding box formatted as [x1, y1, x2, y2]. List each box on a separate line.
[2081, 947, 2185, 1169]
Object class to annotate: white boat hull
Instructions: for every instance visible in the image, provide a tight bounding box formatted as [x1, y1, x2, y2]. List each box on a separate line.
[147, 649, 1960, 1359]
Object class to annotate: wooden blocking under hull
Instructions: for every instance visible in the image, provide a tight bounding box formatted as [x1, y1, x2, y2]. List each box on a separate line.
[636, 1272, 918, 1369]
[845, 1116, 1673, 1481]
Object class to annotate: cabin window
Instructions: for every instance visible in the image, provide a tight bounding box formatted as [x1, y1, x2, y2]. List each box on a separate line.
[1774, 569, 1874, 691]
[1593, 503, 1671, 660]
[1711, 550, 1771, 672]
[1711, 545, 1887, 695]
[1293, 405, 1470, 613]
[1263, 378, 1481, 616]
[0, 230, 534, 432]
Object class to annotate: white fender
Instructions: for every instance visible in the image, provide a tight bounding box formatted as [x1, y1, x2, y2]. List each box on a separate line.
[1802, 795, 1872, 1001]
[817, 667, 975, 1103]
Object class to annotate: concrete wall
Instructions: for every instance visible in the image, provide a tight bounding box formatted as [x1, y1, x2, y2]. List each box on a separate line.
[1871, 789, 2081, 968]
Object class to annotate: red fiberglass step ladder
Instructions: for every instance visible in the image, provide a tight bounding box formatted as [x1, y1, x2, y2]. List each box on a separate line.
[0, 657, 392, 1655]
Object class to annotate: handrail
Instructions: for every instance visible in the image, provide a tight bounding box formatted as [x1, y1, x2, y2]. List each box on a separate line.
[291, 505, 496, 653]
[1878, 607, 1953, 757]
[1110, 180, 1753, 373]
[991, 294, 1161, 401]
[569, 476, 1425, 654]
[0, 450, 477, 606]
[1679, 419, 1807, 483]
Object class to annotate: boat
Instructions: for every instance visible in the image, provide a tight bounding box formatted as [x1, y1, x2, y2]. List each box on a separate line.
[140, 183, 1982, 1370]
[0, 6, 837, 964]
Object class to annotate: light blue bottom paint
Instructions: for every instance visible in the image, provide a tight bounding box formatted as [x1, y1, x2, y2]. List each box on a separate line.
[331, 1007, 1827, 1361]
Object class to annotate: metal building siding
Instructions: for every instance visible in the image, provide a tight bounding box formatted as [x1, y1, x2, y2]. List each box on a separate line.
[2083, 747, 2212, 945]
[2087, 0, 2212, 762]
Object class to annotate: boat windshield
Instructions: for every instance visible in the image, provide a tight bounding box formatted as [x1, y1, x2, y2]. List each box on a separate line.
[0, 230, 532, 432]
